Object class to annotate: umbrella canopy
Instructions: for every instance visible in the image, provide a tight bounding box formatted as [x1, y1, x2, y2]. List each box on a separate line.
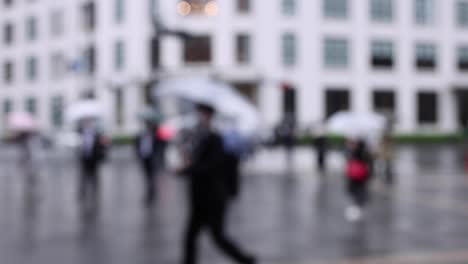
[154, 77, 260, 135]
[7, 112, 39, 133]
[327, 111, 386, 139]
[66, 100, 104, 123]
[137, 108, 164, 125]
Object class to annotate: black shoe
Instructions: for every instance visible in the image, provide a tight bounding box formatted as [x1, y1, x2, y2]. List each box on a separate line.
[243, 256, 257, 264]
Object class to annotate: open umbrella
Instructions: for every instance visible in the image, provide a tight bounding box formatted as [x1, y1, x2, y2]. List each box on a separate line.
[66, 100, 104, 123]
[154, 77, 260, 136]
[7, 112, 39, 133]
[327, 111, 386, 139]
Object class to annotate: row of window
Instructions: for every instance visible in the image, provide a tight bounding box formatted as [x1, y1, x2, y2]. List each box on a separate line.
[324, 89, 439, 124]
[1, 0, 127, 46]
[1, 96, 64, 128]
[1, 41, 125, 84]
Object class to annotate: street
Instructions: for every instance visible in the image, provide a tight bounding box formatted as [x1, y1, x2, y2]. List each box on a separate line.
[0, 145, 468, 264]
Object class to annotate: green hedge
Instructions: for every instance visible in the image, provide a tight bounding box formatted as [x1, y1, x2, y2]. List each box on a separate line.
[297, 133, 463, 145]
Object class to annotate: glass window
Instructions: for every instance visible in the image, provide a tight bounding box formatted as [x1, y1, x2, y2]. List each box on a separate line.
[282, 33, 296, 66]
[115, 0, 125, 23]
[282, 0, 296, 16]
[51, 96, 64, 129]
[51, 52, 66, 79]
[26, 56, 38, 81]
[26, 16, 38, 41]
[415, 43, 437, 70]
[458, 1, 468, 27]
[115, 41, 125, 70]
[3, 23, 14, 45]
[415, 0, 434, 25]
[325, 89, 350, 118]
[324, 0, 348, 18]
[371, 0, 393, 22]
[3, 61, 13, 84]
[81, 2, 95, 31]
[373, 90, 396, 114]
[324, 38, 348, 68]
[83, 46, 96, 74]
[371, 40, 394, 68]
[50, 10, 64, 37]
[3, 100, 12, 116]
[417, 91, 438, 124]
[184, 36, 212, 63]
[25, 97, 37, 115]
[238, 0, 250, 13]
[236, 34, 251, 64]
[458, 45, 468, 71]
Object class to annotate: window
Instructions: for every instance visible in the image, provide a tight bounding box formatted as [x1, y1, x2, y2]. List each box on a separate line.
[458, 45, 468, 71]
[417, 91, 438, 124]
[3, 23, 14, 45]
[150, 37, 160, 69]
[415, 0, 434, 25]
[282, 0, 296, 16]
[51, 96, 64, 129]
[51, 52, 66, 79]
[3, 100, 12, 116]
[325, 89, 350, 118]
[373, 90, 395, 114]
[282, 33, 296, 66]
[81, 2, 96, 31]
[26, 56, 38, 81]
[50, 10, 64, 37]
[416, 43, 437, 70]
[324, 37, 348, 68]
[236, 34, 251, 64]
[3, 61, 13, 83]
[25, 97, 37, 115]
[115, 0, 125, 23]
[324, 0, 348, 18]
[184, 36, 211, 63]
[115, 88, 124, 127]
[237, 0, 250, 13]
[458, 1, 468, 27]
[371, 0, 393, 22]
[115, 40, 125, 70]
[84, 46, 96, 74]
[26, 16, 38, 41]
[371, 40, 394, 68]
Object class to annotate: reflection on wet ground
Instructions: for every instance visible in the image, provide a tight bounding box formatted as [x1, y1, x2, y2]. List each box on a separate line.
[0, 145, 467, 263]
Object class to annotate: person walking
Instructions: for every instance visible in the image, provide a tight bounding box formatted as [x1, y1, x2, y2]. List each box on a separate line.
[379, 133, 395, 185]
[135, 122, 159, 206]
[345, 138, 372, 222]
[178, 103, 256, 264]
[313, 124, 328, 173]
[78, 119, 107, 205]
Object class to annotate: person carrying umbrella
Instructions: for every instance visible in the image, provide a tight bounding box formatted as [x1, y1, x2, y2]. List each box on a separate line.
[177, 102, 257, 264]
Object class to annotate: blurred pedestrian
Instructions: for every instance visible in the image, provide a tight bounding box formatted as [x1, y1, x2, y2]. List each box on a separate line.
[78, 119, 107, 205]
[313, 123, 328, 173]
[345, 139, 372, 222]
[135, 121, 159, 206]
[177, 103, 256, 264]
[379, 133, 395, 185]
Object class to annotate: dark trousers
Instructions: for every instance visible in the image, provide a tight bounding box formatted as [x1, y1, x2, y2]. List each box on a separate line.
[225, 154, 241, 199]
[141, 159, 156, 204]
[347, 179, 369, 207]
[183, 204, 252, 264]
[80, 162, 99, 203]
[317, 150, 326, 172]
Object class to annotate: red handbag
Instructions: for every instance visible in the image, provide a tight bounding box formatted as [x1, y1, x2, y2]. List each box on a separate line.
[346, 160, 368, 181]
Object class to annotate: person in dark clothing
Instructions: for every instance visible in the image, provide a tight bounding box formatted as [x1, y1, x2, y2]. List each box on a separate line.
[345, 138, 372, 222]
[135, 122, 159, 206]
[314, 133, 328, 173]
[78, 119, 106, 205]
[178, 103, 256, 264]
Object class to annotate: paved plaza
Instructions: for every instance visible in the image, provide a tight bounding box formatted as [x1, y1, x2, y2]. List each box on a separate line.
[0, 145, 467, 264]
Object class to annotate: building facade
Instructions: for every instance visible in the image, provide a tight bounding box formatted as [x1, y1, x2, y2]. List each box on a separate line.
[2, 0, 468, 135]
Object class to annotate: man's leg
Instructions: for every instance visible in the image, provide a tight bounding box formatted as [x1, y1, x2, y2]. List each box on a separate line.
[183, 212, 203, 264]
[208, 206, 255, 264]
[143, 160, 155, 205]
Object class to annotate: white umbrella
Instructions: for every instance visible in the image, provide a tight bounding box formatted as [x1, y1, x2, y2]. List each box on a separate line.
[66, 100, 104, 123]
[7, 112, 39, 132]
[154, 77, 260, 135]
[327, 111, 386, 139]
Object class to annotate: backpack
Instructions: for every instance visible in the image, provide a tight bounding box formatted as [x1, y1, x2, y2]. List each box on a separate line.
[346, 159, 368, 181]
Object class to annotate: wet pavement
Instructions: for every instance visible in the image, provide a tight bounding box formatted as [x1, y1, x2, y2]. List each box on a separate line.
[0, 145, 468, 264]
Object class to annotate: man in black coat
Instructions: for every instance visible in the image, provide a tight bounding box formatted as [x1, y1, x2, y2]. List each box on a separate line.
[179, 103, 256, 264]
[78, 119, 106, 204]
[135, 122, 159, 206]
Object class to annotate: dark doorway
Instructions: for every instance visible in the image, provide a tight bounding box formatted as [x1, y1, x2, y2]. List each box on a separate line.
[325, 89, 350, 118]
[283, 84, 296, 123]
[456, 89, 468, 128]
[373, 90, 395, 114]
